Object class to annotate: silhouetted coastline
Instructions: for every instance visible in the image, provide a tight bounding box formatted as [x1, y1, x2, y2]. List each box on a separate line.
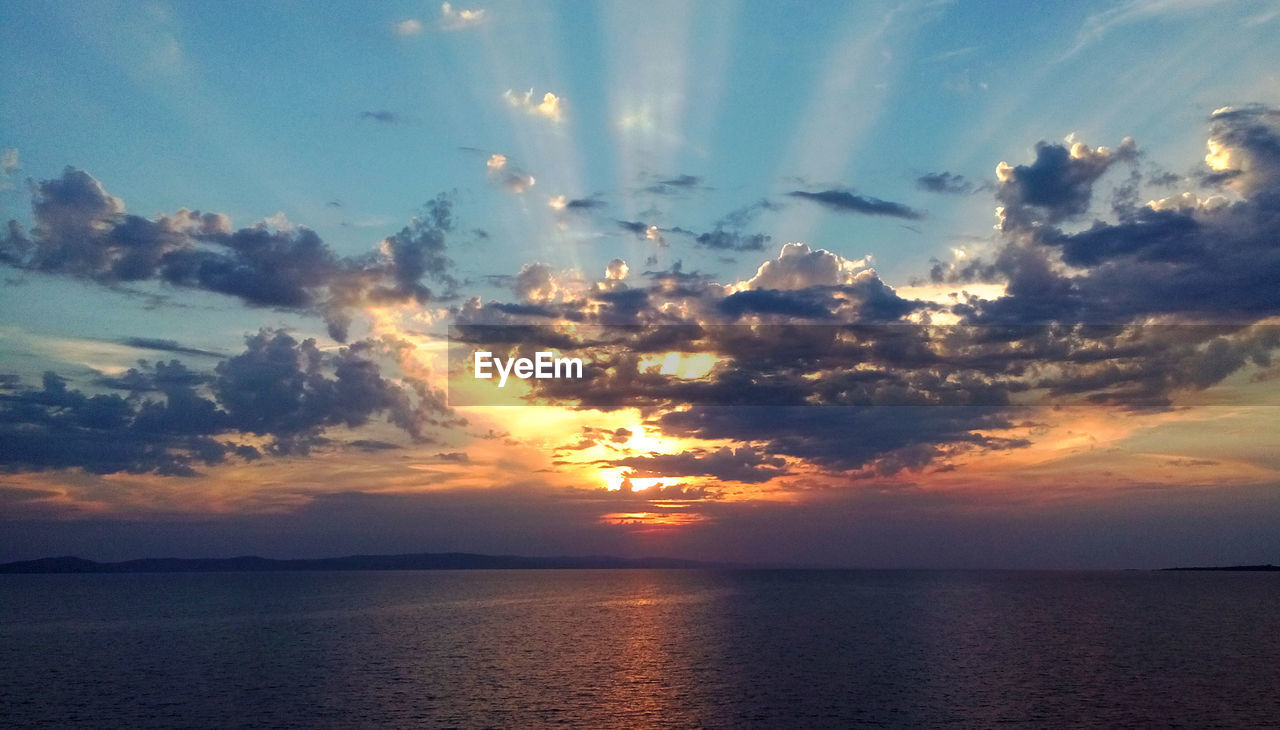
[0, 553, 724, 574]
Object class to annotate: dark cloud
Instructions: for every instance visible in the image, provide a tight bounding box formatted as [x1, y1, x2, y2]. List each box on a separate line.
[0, 368, 229, 476]
[694, 199, 779, 251]
[696, 230, 770, 251]
[611, 446, 787, 484]
[787, 189, 923, 220]
[643, 174, 703, 196]
[348, 439, 401, 451]
[0, 169, 459, 342]
[120, 337, 224, 358]
[0, 329, 450, 475]
[657, 406, 1024, 475]
[717, 289, 834, 319]
[917, 172, 975, 194]
[971, 108, 1280, 325]
[994, 138, 1136, 231]
[557, 196, 607, 212]
[360, 110, 400, 123]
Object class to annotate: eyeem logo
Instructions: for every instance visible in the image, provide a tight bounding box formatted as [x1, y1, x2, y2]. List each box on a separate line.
[473, 351, 584, 387]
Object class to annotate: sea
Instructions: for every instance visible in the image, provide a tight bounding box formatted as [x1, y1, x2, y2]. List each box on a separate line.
[1, 569, 1278, 727]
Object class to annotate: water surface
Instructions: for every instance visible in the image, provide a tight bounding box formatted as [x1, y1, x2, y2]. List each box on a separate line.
[2, 570, 1278, 727]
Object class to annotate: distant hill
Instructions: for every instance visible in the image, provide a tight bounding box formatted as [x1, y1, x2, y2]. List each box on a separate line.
[0, 552, 723, 574]
[1160, 564, 1279, 572]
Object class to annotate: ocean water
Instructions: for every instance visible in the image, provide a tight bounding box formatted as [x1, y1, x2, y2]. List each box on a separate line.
[1, 569, 1278, 727]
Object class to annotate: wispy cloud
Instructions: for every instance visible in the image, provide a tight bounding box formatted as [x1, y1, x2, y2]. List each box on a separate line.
[393, 18, 424, 36]
[1065, 0, 1231, 57]
[787, 189, 923, 220]
[0, 148, 18, 191]
[360, 110, 400, 124]
[486, 153, 535, 193]
[440, 2, 486, 30]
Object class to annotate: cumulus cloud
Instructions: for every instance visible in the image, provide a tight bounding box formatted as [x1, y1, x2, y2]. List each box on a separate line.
[512, 262, 561, 303]
[788, 189, 923, 220]
[994, 137, 1137, 231]
[970, 109, 1280, 326]
[0, 330, 448, 475]
[461, 100, 1280, 473]
[1203, 105, 1280, 195]
[742, 242, 874, 291]
[0, 168, 459, 341]
[505, 89, 563, 122]
[604, 259, 629, 281]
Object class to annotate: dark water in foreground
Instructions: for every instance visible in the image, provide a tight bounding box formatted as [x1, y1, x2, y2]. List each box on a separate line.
[2, 570, 1278, 728]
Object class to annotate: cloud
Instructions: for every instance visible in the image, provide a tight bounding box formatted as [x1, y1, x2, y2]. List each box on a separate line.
[459, 99, 1280, 467]
[1203, 105, 1280, 195]
[611, 446, 787, 484]
[787, 189, 923, 220]
[549, 195, 606, 212]
[643, 174, 703, 196]
[970, 109, 1280, 326]
[393, 18, 424, 36]
[0, 168, 459, 342]
[658, 406, 1023, 475]
[994, 138, 1137, 231]
[119, 338, 224, 358]
[1067, 0, 1230, 56]
[512, 262, 560, 303]
[504, 89, 563, 123]
[917, 172, 975, 194]
[696, 230, 770, 251]
[0, 148, 17, 191]
[742, 242, 874, 291]
[604, 259, 629, 281]
[440, 2, 486, 30]
[694, 199, 779, 251]
[485, 154, 535, 193]
[716, 289, 834, 319]
[0, 328, 447, 475]
[16, 107, 1280, 490]
[360, 110, 400, 124]
[615, 220, 670, 247]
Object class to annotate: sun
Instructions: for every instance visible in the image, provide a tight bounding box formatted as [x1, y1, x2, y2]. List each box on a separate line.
[602, 469, 668, 492]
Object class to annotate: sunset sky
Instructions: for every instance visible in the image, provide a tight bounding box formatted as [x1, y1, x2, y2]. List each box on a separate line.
[3, 0, 1280, 568]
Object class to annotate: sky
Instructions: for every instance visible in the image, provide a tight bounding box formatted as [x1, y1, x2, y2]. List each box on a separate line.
[2, 0, 1280, 568]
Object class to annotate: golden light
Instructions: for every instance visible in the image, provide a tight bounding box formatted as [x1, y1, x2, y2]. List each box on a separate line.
[602, 468, 668, 492]
[600, 511, 707, 527]
[637, 351, 719, 379]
